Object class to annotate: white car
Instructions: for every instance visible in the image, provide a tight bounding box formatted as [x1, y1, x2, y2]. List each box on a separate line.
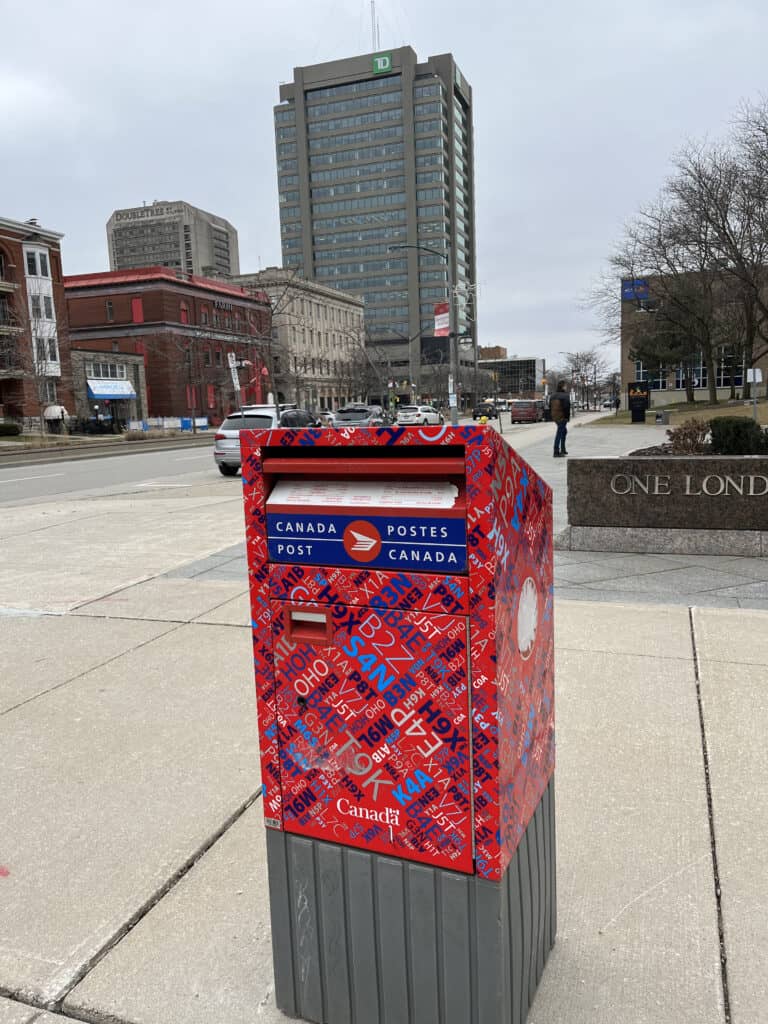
[396, 404, 443, 426]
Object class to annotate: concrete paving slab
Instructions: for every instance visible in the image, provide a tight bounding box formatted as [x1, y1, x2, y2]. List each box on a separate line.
[0, 496, 245, 614]
[64, 802, 285, 1024]
[193, 592, 251, 627]
[0, 615, 172, 714]
[693, 607, 768, 665]
[555, 599, 692, 658]
[0, 622, 260, 1006]
[661, 554, 768, 577]
[530, 646, 723, 1023]
[557, 588, 744, 609]
[553, 555, 680, 585]
[581, 565, 754, 596]
[698, 657, 768, 1024]
[706, 578, 768, 601]
[72, 577, 247, 622]
[0, 997, 36, 1024]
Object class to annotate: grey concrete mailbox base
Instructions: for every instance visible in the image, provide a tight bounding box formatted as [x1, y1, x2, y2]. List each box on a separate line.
[265, 777, 556, 1024]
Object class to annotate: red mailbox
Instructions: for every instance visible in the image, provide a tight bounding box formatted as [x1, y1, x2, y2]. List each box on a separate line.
[242, 425, 555, 1023]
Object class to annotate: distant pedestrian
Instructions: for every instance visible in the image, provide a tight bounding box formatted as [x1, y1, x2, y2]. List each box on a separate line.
[550, 381, 571, 457]
[614, 396, 620, 415]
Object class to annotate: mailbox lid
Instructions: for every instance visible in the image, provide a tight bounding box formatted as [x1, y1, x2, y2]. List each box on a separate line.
[266, 477, 467, 573]
[272, 603, 474, 873]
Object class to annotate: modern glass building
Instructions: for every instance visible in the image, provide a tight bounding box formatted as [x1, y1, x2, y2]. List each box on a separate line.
[274, 47, 477, 397]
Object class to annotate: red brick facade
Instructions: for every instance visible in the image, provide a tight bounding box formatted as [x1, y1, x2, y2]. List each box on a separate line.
[0, 217, 74, 426]
[64, 268, 272, 423]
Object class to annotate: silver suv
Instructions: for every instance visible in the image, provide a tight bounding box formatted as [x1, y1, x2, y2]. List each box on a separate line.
[213, 405, 320, 475]
[214, 408, 278, 476]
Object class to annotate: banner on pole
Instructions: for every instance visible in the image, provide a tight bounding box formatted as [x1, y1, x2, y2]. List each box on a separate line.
[434, 302, 449, 336]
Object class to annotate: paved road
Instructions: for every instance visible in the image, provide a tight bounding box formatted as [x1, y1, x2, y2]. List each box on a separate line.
[0, 446, 216, 506]
[0, 420, 552, 507]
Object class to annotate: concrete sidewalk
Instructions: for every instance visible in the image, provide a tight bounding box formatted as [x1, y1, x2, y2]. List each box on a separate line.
[1, 420, 765, 1024]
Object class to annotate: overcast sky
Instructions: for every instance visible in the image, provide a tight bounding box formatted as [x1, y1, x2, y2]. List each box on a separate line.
[3, 0, 767, 371]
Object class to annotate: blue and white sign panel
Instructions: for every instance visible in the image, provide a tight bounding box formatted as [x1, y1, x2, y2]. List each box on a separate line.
[266, 512, 467, 571]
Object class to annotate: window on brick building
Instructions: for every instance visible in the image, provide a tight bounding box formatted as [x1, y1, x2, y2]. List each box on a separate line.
[26, 252, 37, 276]
[215, 349, 222, 366]
[106, 300, 114, 322]
[204, 350, 212, 366]
[180, 302, 189, 325]
[207, 384, 216, 408]
[31, 295, 41, 319]
[201, 305, 209, 325]
[39, 253, 49, 277]
[44, 296, 53, 320]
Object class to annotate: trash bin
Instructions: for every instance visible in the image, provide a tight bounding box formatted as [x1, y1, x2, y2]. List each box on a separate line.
[241, 425, 556, 1024]
[655, 411, 670, 425]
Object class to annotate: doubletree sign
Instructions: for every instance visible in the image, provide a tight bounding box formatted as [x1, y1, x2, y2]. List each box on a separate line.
[372, 53, 392, 74]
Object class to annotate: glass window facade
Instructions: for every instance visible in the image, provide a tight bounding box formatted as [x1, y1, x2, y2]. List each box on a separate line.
[306, 90, 402, 118]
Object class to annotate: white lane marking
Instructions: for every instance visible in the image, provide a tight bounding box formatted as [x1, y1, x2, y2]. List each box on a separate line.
[0, 472, 66, 484]
[135, 482, 190, 488]
[174, 454, 211, 461]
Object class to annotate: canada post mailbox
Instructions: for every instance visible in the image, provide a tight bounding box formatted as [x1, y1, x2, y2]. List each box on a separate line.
[241, 425, 556, 1024]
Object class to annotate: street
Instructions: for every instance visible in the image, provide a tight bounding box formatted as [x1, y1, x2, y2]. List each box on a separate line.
[0, 419, 556, 507]
[0, 444, 217, 507]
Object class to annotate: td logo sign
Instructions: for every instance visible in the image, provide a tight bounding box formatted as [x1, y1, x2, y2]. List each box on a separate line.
[372, 53, 392, 74]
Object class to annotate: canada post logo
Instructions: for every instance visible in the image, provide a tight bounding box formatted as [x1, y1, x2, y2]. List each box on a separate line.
[266, 512, 467, 571]
[343, 520, 382, 562]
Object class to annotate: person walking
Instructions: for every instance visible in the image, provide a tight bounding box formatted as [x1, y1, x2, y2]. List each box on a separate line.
[550, 381, 571, 457]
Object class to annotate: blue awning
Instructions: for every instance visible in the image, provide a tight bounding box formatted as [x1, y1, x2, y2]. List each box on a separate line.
[87, 379, 137, 400]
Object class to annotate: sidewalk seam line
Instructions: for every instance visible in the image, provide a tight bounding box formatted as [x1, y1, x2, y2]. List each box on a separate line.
[689, 606, 731, 1024]
[0, 622, 184, 718]
[51, 788, 263, 1016]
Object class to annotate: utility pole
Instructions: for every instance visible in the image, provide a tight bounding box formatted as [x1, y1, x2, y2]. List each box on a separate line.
[388, 242, 459, 425]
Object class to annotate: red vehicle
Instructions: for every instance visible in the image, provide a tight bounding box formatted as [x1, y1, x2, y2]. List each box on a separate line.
[509, 399, 544, 423]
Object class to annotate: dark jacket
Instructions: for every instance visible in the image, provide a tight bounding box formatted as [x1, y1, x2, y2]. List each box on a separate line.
[549, 390, 571, 423]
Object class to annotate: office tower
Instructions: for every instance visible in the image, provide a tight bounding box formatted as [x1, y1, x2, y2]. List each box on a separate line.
[274, 47, 476, 397]
[106, 201, 240, 277]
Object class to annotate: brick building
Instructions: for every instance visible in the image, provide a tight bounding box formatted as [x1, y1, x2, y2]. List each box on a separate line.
[0, 215, 74, 428]
[64, 268, 271, 425]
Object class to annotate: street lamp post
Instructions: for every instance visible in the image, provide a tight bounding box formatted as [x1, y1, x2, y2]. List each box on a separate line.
[388, 243, 459, 426]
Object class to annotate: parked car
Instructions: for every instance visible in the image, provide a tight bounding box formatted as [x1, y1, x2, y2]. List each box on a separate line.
[508, 399, 543, 423]
[396, 404, 444, 426]
[279, 408, 319, 428]
[333, 405, 385, 427]
[213, 406, 278, 476]
[473, 404, 498, 420]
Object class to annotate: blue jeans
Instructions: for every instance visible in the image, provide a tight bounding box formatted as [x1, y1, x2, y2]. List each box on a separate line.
[554, 421, 568, 454]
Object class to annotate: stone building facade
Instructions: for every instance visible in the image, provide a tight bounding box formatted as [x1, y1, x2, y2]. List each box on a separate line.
[234, 268, 365, 409]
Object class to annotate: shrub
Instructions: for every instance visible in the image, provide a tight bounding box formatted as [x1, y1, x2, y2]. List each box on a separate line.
[0, 422, 21, 436]
[666, 418, 709, 454]
[710, 416, 768, 455]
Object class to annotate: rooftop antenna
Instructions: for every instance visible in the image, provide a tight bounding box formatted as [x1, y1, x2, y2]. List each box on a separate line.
[370, 0, 376, 49]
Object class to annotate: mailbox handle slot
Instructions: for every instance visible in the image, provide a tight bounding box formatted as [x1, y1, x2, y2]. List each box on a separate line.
[285, 605, 334, 646]
[262, 457, 464, 477]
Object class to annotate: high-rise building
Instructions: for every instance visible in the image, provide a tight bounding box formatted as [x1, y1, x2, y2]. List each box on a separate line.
[274, 47, 476, 396]
[106, 201, 240, 277]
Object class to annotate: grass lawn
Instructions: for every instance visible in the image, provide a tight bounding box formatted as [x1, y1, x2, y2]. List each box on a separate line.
[588, 399, 768, 428]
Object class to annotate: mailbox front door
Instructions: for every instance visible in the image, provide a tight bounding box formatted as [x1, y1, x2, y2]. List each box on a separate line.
[271, 601, 474, 873]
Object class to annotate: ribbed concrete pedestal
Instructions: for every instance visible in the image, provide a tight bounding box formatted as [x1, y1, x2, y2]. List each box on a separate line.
[265, 777, 556, 1024]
